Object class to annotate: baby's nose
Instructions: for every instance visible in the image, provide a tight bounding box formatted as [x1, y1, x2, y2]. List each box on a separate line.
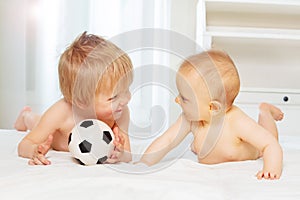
[120, 94, 131, 105]
[175, 96, 180, 104]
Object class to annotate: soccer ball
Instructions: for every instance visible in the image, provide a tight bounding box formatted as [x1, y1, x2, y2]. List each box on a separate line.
[68, 119, 115, 165]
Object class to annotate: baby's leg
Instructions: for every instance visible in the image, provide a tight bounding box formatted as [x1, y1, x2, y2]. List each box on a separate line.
[258, 103, 284, 140]
[14, 106, 41, 131]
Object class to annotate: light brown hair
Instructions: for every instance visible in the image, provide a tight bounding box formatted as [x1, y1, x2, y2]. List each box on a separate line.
[179, 49, 240, 110]
[58, 32, 133, 107]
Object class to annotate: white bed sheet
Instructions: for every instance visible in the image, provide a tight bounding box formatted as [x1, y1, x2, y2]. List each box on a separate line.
[0, 129, 300, 200]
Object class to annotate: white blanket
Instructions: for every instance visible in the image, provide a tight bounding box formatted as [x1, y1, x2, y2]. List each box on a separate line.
[0, 129, 299, 200]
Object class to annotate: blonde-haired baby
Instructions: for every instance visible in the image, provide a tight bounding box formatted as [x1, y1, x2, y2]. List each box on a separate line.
[15, 32, 133, 165]
[140, 50, 283, 180]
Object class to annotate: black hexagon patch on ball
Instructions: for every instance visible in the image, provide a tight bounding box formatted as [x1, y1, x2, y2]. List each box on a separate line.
[80, 120, 94, 128]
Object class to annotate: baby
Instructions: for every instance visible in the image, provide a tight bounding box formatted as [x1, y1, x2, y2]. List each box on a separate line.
[15, 32, 133, 165]
[140, 49, 283, 180]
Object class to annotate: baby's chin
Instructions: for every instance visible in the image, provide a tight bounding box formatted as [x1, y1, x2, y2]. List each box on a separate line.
[113, 110, 123, 120]
[183, 112, 201, 122]
[182, 112, 193, 121]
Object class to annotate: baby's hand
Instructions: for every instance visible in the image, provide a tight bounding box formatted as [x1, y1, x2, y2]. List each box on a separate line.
[105, 126, 124, 164]
[112, 125, 125, 147]
[256, 168, 282, 180]
[28, 135, 53, 165]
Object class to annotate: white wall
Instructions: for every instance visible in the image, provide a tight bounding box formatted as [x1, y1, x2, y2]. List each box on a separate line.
[0, 0, 199, 129]
[1, 0, 297, 138]
[0, 0, 26, 129]
[0, 0, 92, 129]
[169, 0, 198, 124]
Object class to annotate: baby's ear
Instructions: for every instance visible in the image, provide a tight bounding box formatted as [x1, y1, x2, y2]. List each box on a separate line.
[209, 100, 223, 115]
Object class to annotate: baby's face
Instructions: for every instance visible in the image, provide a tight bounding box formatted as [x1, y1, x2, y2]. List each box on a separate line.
[94, 79, 131, 122]
[175, 70, 211, 121]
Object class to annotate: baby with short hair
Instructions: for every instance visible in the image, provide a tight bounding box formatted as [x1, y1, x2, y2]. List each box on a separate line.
[15, 32, 133, 165]
[140, 49, 283, 180]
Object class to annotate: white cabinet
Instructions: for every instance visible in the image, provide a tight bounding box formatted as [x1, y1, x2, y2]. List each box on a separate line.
[196, 0, 300, 106]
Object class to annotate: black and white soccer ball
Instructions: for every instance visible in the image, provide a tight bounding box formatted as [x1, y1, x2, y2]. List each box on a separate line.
[68, 119, 115, 165]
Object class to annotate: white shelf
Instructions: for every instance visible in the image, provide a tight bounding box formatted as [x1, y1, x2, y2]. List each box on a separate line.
[240, 88, 300, 94]
[205, 1, 300, 29]
[206, 26, 300, 40]
[205, 0, 300, 6]
[236, 89, 300, 105]
[197, 0, 300, 105]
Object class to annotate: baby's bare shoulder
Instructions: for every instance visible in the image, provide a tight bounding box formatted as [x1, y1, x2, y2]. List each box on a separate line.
[227, 106, 250, 119]
[226, 106, 257, 129]
[41, 99, 73, 123]
[227, 106, 261, 134]
[48, 99, 71, 113]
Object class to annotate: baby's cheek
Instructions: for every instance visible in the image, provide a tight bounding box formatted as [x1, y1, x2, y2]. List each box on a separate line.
[96, 109, 113, 119]
[111, 100, 120, 110]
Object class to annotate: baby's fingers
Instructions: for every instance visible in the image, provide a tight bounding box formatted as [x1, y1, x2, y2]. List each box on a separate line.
[256, 171, 279, 180]
[38, 145, 46, 155]
[119, 135, 125, 145]
[269, 173, 278, 180]
[38, 135, 53, 155]
[111, 150, 121, 159]
[29, 154, 51, 165]
[105, 157, 119, 164]
[28, 158, 42, 165]
[112, 126, 125, 146]
[256, 171, 270, 179]
[112, 126, 120, 142]
[256, 171, 264, 179]
[114, 143, 124, 153]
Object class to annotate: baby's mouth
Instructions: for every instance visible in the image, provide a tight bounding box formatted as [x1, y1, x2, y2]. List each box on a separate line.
[115, 109, 123, 113]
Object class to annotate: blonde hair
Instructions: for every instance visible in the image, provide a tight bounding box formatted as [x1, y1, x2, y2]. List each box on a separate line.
[179, 49, 240, 109]
[58, 31, 133, 107]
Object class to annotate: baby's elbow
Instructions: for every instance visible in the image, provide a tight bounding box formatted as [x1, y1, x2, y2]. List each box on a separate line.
[17, 138, 34, 158]
[140, 159, 154, 166]
[261, 140, 283, 157]
[17, 142, 26, 158]
[139, 155, 157, 166]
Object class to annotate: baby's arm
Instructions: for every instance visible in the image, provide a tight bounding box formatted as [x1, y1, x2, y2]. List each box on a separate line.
[139, 114, 191, 166]
[236, 115, 283, 179]
[18, 103, 63, 165]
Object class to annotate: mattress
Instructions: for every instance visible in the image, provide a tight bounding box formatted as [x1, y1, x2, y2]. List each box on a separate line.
[0, 129, 299, 200]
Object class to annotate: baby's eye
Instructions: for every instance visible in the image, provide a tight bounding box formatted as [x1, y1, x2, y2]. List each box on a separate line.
[181, 95, 188, 102]
[108, 95, 118, 101]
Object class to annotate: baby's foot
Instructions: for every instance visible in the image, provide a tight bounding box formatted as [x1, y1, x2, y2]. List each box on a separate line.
[14, 106, 32, 131]
[259, 103, 284, 121]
